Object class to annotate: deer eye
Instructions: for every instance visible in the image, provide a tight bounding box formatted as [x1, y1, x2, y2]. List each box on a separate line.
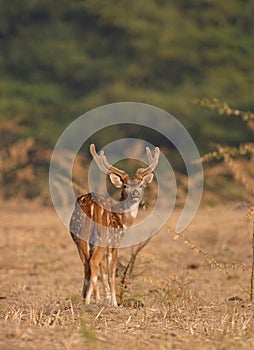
[123, 184, 128, 189]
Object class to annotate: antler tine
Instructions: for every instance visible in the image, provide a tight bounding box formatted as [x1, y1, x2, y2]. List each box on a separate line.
[90, 144, 127, 178]
[101, 154, 127, 178]
[90, 144, 109, 174]
[146, 146, 153, 164]
[136, 146, 160, 177]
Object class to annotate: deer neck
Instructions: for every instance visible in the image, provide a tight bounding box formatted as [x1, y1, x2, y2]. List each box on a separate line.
[119, 191, 140, 228]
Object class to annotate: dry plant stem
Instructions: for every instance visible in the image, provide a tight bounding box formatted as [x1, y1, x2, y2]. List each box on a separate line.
[221, 149, 254, 197]
[251, 222, 254, 302]
[244, 207, 254, 302]
[119, 238, 152, 304]
[171, 227, 250, 298]
[128, 238, 152, 277]
[119, 258, 132, 304]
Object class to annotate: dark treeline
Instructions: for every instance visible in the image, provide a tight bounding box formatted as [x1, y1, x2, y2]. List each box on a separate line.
[0, 0, 254, 199]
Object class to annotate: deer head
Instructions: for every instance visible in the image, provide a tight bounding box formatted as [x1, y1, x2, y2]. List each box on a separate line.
[90, 144, 160, 203]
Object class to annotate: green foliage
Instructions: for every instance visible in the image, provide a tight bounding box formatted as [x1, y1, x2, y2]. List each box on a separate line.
[0, 0, 254, 144]
[0, 0, 254, 199]
[80, 320, 97, 343]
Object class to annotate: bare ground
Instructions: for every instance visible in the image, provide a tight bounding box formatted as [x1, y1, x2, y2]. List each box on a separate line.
[0, 201, 254, 349]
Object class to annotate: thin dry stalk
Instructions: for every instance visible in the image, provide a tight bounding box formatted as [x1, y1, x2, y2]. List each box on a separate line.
[193, 98, 254, 131]
[171, 227, 250, 297]
[251, 224, 254, 302]
[128, 238, 152, 277]
[195, 98, 254, 302]
[119, 238, 152, 304]
[221, 148, 254, 197]
[244, 207, 254, 302]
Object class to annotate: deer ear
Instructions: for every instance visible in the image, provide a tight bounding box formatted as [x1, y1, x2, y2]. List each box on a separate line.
[109, 173, 123, 188]
[141, 173, 154, 187]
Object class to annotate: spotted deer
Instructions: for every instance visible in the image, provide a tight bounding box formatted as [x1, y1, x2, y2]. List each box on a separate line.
[70, 144, 160, 306]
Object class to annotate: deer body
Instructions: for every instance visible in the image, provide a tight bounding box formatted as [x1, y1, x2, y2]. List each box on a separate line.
[70, 144, 159, 306]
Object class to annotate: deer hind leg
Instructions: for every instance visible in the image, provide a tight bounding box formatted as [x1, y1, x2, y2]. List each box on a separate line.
[75, 239, 90, 299]
[108, 248, 118, 307]
[86, 246, 105, 305]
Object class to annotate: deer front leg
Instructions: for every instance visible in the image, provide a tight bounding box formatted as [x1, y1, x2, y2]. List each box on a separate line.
[82, 260, 90, 298]
[108, 248, 118, 307]
[86, 247, 105, 305]
[100, 255, 111, 303]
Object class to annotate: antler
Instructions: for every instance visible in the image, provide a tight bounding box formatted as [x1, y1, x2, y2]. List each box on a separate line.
[90, 144, 127, 178]
[136, 146, 160, 178]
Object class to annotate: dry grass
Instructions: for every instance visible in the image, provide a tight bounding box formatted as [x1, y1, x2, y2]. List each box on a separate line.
[0, 201, 254, 349]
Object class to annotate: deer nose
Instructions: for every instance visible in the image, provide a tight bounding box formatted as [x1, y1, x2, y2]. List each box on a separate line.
[132, 189, 140, 197]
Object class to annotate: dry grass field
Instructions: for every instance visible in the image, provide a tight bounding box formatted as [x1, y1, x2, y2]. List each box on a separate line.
[0, 200, 254, 349]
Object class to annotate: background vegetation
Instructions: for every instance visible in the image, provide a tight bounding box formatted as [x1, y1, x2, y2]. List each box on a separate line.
[0, 0, 254, 200]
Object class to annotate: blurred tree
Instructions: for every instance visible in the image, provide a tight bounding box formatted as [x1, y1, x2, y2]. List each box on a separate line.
[0, 0, 254, 198]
